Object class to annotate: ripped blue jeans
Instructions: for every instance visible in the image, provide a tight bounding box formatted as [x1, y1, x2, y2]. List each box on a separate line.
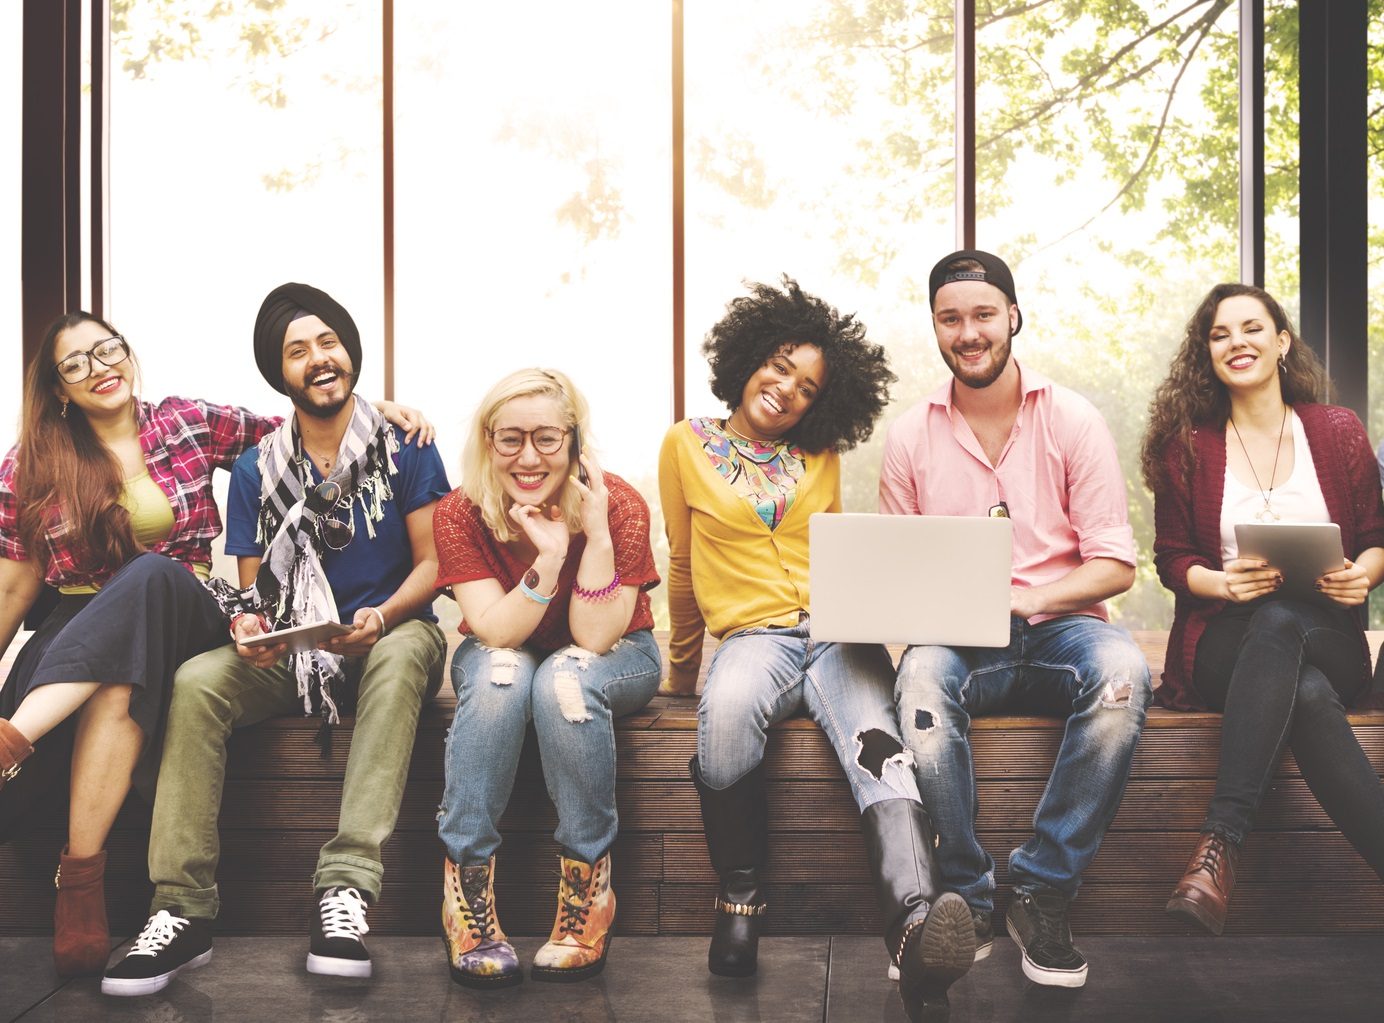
[438, 629, 661, 866]
[895, 614, 1150, 910]
[697, 620, 920, 809]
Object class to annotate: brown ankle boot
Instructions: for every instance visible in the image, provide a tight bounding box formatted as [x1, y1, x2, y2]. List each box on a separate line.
[1166, 832, 1238, 936]
[0, 718, 34, 791]
[53, 847, 110, 976]
[531, 852, 615, 982]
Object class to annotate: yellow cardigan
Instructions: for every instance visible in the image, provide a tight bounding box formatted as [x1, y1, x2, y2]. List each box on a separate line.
[658, 419, 841, 690]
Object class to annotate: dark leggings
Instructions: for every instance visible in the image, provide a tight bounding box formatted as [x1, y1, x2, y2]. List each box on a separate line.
[1194, 597, 1384, 877]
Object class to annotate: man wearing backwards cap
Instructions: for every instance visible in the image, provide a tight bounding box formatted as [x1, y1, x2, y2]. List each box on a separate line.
[878, 250, 1150, 990]
[105, 282, 452, 996]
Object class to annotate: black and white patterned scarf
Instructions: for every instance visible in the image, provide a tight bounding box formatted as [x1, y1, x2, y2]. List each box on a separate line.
[207, 394, 398, 723]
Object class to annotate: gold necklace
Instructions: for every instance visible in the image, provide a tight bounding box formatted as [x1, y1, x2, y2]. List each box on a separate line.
[724, 417, 774, 446]
[1228, 405, 1289, 523]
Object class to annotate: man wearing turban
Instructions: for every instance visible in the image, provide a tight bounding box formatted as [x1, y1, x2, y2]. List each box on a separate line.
[105, 283, 453, 995]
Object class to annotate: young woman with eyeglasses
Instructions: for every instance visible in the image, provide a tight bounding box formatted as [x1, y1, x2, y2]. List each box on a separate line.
[0, 311, 429, 976]
[432, 367, 660, 989]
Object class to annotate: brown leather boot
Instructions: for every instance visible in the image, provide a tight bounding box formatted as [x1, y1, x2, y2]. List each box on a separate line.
[1166, 832, 1238, 935]
[531, 852, 615, 982]
[53, 847, 110, 976]
[0, 718, 35, 791]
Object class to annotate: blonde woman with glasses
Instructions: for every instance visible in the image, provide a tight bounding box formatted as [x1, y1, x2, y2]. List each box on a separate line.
[433, 368, 661, 989]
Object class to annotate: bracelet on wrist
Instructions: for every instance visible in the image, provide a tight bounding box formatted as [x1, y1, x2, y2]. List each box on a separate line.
[365, 606, 387, 635]
[519, 566, 555, 605]
[573, 571, 622, 603]
[230, 612, 269, 642]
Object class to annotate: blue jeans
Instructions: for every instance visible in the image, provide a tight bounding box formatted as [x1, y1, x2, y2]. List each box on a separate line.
[438, 629, 661, 866]
[895, 615, 1150, 910]
[698, 620, 921, 810]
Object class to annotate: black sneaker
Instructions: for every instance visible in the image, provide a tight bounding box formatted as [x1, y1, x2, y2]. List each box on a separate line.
[1005, 888, 1087, 988]
[102, 911, 213, 996]
[307, 887, 372, 977]
[973, 909, 994, 962]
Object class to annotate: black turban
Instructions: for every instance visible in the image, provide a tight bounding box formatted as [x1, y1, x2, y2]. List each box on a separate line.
[927, 249, 1023, 337]
[253, 282, 362, 394]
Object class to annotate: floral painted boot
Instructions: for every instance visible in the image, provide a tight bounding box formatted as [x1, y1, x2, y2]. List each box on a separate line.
[442, 855, 521, 989]
[531, 851, 615, 982]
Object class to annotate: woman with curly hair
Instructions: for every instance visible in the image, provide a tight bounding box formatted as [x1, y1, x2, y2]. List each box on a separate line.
[1143, 282, 1384, 935]
[659, 276, 973, 1016]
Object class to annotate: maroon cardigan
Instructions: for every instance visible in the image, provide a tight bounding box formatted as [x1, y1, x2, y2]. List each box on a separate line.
[1153, 403, 1384, 711]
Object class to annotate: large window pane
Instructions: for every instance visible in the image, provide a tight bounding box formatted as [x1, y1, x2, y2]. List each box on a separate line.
[395, 4, 672, 625]
[109, 1, 384, 411]
[1263, 0, 1300, 321]
[394, 4, 671, 482]
[976, 1, 1241, 630]
[1, 2, 20, 443]
[685, 0, 955, 513]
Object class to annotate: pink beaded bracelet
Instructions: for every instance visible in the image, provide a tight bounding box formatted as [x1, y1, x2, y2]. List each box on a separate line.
[573, 571, 622, 603]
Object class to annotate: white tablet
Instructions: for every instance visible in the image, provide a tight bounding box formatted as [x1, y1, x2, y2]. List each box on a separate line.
[1233, 522, 1345, 601]
[241, 620, 353, 654]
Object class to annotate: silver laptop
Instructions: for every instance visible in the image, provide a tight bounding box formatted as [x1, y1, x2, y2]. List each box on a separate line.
[808, 513, 1012, 647]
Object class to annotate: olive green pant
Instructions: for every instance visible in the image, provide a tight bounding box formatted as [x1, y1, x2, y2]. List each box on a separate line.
[148, 618, 445, 919]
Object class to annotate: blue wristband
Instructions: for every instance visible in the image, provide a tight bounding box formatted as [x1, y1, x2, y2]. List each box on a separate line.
[518, 578, 553, 605]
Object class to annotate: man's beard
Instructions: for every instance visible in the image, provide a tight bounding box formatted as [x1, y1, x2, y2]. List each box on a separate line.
[945, 329, 1013, 390]
[286, 367, 357, 419]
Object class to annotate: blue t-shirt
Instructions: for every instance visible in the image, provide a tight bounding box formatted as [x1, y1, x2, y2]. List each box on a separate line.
[226, 426, 452, 623]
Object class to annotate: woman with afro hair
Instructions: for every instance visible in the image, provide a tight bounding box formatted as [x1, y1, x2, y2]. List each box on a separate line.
[658, 276, 974, 1016]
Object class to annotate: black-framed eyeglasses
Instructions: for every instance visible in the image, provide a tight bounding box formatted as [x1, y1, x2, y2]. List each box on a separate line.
[307, 480, 355, 551]
[53, 335, 130, 384]
[487, 426, 569, 456]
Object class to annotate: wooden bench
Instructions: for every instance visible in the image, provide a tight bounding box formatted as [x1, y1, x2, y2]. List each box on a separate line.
[3, 630, 1384, 937]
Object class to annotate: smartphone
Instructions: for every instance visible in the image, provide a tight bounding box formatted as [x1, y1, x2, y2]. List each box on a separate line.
[571, 425, 590, 486]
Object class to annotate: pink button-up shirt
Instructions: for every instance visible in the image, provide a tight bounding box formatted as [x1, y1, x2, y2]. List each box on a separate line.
[878, 362, 1134, 623]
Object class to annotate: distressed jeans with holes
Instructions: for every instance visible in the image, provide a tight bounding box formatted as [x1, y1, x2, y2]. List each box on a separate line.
[895, 614, 1150, 911]
[439, 629, 661, 867]
[697, 620, 921, 809]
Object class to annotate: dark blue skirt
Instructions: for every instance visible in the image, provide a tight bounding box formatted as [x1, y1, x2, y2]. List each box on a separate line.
[0, 553, 229, 842]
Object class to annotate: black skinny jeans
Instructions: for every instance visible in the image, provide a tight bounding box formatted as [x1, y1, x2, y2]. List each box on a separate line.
[1194, 597, 1384, 877]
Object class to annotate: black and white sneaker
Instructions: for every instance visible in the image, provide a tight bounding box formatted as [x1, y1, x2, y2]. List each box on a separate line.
[306, 886, 372, 978]
[102, 910, 213, 997]
[973, 909, 994, 962]
[1005, 888, 1088, 988]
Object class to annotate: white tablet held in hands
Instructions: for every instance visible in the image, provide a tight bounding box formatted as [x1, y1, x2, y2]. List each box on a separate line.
[1233, 522, 1344, 601]
[241, 620, 353, 654]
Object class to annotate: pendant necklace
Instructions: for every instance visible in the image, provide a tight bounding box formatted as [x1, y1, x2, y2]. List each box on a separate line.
[1228, 405, 1289, 523]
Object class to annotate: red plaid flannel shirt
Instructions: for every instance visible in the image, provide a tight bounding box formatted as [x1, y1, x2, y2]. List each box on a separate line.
[0, 397, 280, 588]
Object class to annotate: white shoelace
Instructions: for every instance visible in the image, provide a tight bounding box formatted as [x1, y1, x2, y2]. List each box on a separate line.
[319, 887, 370, 940]
[128, 910, 189, 957]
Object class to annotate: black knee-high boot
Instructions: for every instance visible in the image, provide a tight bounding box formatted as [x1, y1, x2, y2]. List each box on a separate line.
[862, 798, 975, 1019]
[690, 756, 768, 977]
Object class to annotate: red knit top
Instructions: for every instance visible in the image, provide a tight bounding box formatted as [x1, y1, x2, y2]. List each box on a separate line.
[433, 472, 659, 653]
[1152, 403, 1384, 710]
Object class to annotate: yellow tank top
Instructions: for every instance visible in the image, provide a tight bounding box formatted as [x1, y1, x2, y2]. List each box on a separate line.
[59, 472, 208, 594]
